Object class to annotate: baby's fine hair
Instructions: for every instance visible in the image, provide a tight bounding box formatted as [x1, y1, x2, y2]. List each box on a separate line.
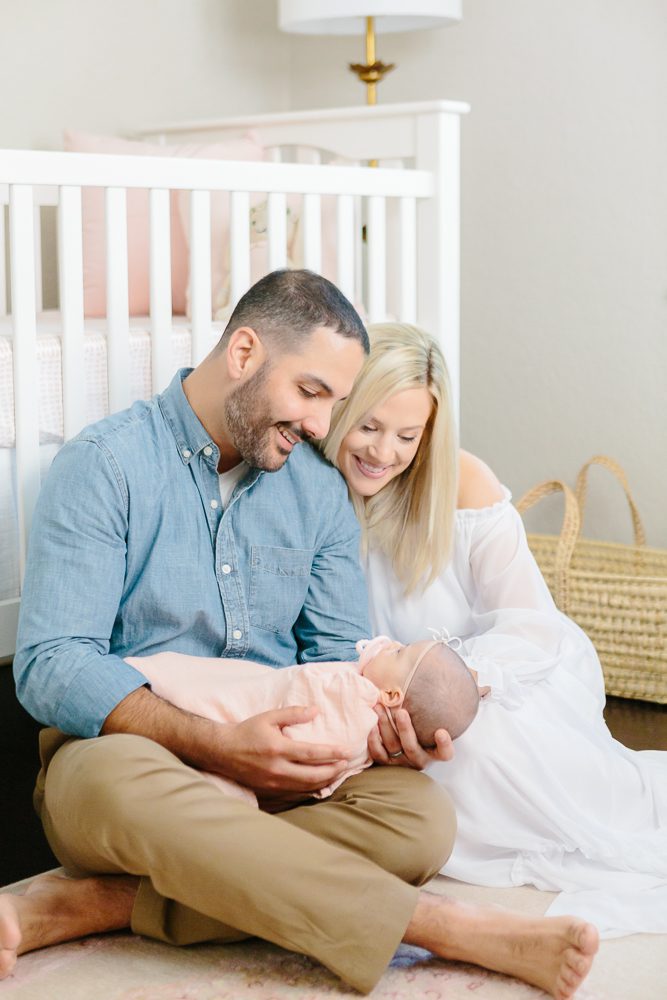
[404, 644, 480, 747]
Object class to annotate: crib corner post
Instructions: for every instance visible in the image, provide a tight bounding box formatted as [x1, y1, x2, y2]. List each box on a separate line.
[414, 108, 463, 426]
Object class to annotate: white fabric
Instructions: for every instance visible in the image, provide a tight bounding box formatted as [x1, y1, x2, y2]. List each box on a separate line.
[365, 488, 667, 938]
[218, 462, 249, 508]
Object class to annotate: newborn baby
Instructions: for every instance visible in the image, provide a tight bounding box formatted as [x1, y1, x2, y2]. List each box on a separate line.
[126, 636, 480, 806]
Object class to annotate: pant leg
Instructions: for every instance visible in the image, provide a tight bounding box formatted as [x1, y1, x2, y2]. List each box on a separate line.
[38, 732, 455, 995]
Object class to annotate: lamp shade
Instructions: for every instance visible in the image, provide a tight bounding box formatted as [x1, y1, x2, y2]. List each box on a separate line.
[278, 1, 462, 36]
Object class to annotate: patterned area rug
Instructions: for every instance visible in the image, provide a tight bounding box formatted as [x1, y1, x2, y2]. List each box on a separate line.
[2, 933, 563, 1000]
[2, 874, 663, 1000]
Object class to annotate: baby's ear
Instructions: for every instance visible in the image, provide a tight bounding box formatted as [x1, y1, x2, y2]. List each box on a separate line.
[378, 687, 405, 708]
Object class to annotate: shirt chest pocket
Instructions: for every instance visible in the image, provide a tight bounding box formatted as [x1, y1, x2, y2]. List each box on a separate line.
[249, 545, 314, 634]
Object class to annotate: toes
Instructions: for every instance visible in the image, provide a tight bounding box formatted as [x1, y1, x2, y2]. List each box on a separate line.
[571, 921, 599, 954]
[0, 949, 18, 980]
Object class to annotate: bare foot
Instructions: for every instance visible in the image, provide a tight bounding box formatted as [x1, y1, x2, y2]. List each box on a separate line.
[0, 872, 138, 979]
[405, 893, 599, 1000]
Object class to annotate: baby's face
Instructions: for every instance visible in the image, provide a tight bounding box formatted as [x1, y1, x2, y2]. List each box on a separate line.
[359, 637, 435, 691]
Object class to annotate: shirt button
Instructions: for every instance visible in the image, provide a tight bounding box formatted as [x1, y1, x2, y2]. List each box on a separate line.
[222, 564, 231, 574]
[182, 448, 191, 459]
[210, 499, 219, 509]
[203, 445, 213, 457]
[232, 629, 243, 640]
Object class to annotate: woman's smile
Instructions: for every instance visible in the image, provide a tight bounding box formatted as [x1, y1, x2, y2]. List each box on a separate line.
[353, 455, 393, 479]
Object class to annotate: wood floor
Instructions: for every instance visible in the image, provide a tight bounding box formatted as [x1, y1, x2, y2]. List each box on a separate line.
[604, 695, 667, 750]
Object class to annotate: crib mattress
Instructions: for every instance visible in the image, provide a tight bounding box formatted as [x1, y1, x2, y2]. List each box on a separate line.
[0, 312, 223, 449]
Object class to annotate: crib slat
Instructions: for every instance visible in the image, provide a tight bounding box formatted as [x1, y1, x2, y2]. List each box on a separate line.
[58, 186, 86, 439]
[302, 193, 322, 273]
[189, 189, 212, 365]
[230, 190, 251, 306]
[33, 201, 43, 313]
[105, 187, 131, 413]
[0, 202, 6, 316]
[149, 188, 173, 393]
[399, 197, 417, 323]
[367, 196, 387, 322]
[9, 185, 40, 585]
[336, 195, 355, 302]
[267, 192, 287, 271]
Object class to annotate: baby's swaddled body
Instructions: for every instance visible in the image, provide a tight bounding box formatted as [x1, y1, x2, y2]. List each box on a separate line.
[126, 651, 380, 806]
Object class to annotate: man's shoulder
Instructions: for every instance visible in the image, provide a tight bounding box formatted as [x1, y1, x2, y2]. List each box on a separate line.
[79, 397, 158, 443]
[288, 443, 345, 485]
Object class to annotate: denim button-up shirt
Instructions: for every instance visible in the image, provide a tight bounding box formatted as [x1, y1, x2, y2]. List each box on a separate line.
[14, 370, 369, 737]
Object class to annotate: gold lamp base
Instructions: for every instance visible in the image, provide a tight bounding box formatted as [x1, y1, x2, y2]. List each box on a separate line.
[348, 16, 395, 107]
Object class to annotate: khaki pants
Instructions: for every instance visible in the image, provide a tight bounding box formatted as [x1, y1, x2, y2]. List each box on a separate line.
[35, 729, 456, 994]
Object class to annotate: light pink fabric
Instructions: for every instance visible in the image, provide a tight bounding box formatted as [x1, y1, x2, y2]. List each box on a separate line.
[125, 652, 381, 807]
[63, 130, 265, 317]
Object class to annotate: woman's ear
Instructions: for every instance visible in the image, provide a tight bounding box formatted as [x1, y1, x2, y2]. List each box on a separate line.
[226, 326, 265, 381]
[377, 687, 405, 709]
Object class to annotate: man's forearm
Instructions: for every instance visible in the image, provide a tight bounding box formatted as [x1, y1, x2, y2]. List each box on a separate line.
[101, 685, 227, 772]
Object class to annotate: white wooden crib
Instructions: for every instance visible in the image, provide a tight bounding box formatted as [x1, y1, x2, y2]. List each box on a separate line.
[0, 99, 468, 659]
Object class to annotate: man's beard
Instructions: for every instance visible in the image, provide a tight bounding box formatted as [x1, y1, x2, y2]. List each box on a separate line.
[224, 363, 303, 472]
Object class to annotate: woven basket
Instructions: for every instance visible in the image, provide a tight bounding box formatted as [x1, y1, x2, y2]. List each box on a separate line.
[516, 456, 667, 704]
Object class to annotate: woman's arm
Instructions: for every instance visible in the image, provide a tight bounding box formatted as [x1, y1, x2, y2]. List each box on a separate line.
[457, 453, 596, 704]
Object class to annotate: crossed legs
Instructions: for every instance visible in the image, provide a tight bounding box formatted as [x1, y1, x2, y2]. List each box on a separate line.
[0, 733, 598, 997]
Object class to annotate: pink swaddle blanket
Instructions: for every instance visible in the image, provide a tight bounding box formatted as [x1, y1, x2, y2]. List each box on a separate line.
[125, 650, 383, 807]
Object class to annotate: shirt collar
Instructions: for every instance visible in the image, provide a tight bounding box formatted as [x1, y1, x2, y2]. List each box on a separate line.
[159, 368, 217, 466]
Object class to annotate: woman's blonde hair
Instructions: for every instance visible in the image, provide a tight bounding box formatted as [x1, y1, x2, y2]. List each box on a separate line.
[323, 323, 458, 594]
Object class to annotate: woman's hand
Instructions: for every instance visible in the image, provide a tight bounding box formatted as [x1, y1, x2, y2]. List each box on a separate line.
[367, 705, 454, 770]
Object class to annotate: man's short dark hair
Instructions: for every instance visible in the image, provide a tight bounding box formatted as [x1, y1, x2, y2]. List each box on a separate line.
[220, 269, 369, 355]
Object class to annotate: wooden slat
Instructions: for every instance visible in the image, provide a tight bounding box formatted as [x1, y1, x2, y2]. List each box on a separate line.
[302, 193, 322, 273]
[189, 189, 212, 365]
[58, 186, 86, 439]
[105, 187, 131, 413]
[267, 191, 287, 271]
[149, 188, 173, 393]
[0, 202, 6, 316]
[366, 196, 387, 323]
[9, 185, 40, 586]
[32, 201, 43, 313]
[399, 197, 417, 323]
[336, 195, 355, 302]
[230, 190, 250, 306]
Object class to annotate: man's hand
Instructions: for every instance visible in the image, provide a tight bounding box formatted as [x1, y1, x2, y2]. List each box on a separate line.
[367, 705, 454, 770]
[215, 705, 354, 804]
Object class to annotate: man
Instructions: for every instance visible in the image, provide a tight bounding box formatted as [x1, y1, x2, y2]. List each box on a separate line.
[1, 271, 597, 998]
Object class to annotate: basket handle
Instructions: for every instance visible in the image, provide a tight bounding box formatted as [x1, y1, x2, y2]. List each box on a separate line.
[515, 480, 581, 610]
[575, 455, 645, 547]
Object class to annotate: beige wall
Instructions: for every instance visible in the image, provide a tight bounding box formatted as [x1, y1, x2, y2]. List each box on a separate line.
[286, 0, 667, 549]
[3, 1, 665, 545]
[0, 0, 290, 149]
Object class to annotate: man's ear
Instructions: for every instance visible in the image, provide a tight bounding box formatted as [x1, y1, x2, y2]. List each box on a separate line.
[377, 688, 405, 709]
[226, 326, 266, 381]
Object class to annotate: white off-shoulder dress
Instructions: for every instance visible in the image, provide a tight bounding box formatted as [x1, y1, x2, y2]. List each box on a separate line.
[365, 489, 667, 937]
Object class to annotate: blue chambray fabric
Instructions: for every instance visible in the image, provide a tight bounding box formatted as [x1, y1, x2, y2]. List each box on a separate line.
[14, 370, 369, 736]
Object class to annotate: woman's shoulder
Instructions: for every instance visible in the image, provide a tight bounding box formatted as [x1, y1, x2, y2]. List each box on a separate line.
[457, 451, 507, 511]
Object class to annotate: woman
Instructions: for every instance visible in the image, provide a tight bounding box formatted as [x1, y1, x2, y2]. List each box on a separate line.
[323, 322, 667, 938]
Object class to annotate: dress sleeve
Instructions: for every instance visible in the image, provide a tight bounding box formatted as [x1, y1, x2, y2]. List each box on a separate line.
[457, 496, 595, 707]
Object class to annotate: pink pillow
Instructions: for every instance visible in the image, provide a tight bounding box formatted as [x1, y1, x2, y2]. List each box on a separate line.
[63, 130, 265, 317]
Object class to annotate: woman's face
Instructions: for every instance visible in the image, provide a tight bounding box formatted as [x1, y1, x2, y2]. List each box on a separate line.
[337, 386, 434, 497]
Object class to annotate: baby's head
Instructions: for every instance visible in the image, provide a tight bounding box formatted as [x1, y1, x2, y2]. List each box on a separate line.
[358, 636, 480, 747]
